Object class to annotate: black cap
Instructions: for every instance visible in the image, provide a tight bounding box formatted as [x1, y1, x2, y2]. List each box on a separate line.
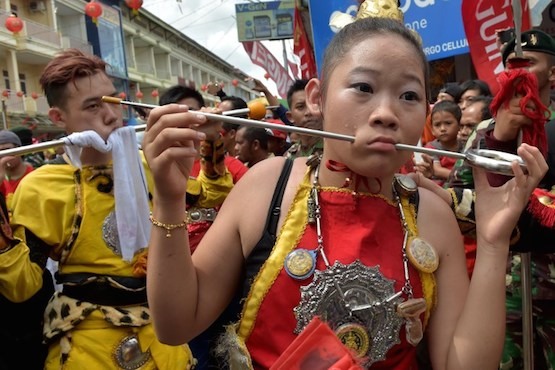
[502, 29, 555, 65]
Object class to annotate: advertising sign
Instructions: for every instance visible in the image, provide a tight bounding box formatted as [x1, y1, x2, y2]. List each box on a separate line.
[86, 3, 127, 79]
[308, 0, 470, 74]
[236, 1, 296, 42]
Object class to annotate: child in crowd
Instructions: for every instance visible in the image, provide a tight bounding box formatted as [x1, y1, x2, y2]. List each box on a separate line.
[426, 100, 462, 185]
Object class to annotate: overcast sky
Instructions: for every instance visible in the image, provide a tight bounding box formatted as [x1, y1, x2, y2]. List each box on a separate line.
[143, 0, 292, 97]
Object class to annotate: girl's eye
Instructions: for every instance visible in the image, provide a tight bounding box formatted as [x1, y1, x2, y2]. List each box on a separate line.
[353, 83, 372, 93]
[401, 92, 419, 101]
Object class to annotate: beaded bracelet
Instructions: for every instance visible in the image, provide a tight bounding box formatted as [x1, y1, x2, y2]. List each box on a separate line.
[149, 213, 187, 238]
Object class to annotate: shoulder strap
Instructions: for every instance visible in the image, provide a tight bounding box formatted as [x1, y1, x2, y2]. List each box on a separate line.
[264, 158, 293, 237]
[241, 158, 293, 301]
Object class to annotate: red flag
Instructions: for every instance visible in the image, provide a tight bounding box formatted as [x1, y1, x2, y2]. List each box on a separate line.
[242, 41, 293, 99]
[461, 0, 530, 94]
[293, 7, 317, 80]
[288, 59, 300, 79]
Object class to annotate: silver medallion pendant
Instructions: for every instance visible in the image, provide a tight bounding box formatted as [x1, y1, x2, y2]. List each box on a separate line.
[294, 260, 403, 367]
[284, 249, 317, 280]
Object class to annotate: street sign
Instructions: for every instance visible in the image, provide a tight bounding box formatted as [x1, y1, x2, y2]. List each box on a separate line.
[235, 1, 295, 42]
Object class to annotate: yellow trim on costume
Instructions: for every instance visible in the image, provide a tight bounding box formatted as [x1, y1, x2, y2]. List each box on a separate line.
[237, 171, 312, 341]
[400, 195, 437, 327]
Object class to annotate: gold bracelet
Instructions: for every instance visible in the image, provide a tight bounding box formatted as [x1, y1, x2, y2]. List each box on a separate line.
[149, 213, 187, 238]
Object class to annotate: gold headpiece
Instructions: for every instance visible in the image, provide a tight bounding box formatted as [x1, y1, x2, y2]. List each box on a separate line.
[330, 0, 404, 32]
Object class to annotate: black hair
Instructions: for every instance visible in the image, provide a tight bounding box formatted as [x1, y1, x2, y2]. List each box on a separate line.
[431, 100, 462, 122]
[320, 17, 429, 101]
[159, 85, 205, 108]
[466, 95, 493, 120]
[239, 126, 268, 150]
[286, 79, 309, 108]
[459, 79, 492, 98]
[221, 96, 248, 132]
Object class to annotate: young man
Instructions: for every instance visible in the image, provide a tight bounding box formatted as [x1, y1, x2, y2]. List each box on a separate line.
[0, 49, 194, 369]
[234, 125, 272, 167]
[285, 80, 324, 159]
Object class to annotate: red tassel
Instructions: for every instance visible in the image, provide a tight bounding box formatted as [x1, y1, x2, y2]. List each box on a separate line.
[490, 68, 549, 156]
[526, 189, 555, 228]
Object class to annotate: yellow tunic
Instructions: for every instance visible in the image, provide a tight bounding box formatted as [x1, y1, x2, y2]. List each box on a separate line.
[0, 157, 194, 369]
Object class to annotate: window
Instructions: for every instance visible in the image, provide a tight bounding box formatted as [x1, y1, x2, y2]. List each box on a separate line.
[19, 73, 26, 94]
[3, 71, 10, 90]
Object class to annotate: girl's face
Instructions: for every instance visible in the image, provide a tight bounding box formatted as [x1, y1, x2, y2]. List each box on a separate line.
[307, 33, 427, 179]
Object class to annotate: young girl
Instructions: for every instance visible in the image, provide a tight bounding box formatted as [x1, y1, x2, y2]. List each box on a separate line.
[426, 101, 462, 185]
[142, 18, 546, 369]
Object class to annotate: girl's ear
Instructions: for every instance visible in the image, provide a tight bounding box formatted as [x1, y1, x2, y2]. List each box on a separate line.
[305, 78, 323, 118]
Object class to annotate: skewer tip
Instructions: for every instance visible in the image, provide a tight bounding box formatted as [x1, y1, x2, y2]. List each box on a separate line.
[102, 96, 122, 104]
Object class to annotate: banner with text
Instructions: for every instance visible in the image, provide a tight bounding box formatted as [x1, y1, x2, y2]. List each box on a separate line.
[243, 41, 294, 98]
[308, 0, 472, 74]
[294, 7, 317, 80]
[462, 0, 530, 94]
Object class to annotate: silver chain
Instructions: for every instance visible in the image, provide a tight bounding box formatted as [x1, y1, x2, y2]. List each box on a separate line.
[311, 164, 414, 300]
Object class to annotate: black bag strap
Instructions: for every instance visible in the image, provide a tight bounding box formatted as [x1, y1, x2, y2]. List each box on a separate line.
[241, 158, 293, 299]
[264, 158, 294, 238]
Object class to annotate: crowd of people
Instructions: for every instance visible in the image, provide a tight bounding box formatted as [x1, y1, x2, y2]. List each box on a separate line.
[0, 4, 554, 370]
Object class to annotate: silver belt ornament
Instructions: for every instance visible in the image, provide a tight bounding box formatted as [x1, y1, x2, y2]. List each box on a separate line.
[113, 334, 151, 370]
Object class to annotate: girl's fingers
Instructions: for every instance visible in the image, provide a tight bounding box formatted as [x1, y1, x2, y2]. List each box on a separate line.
[144, 127, 204, 159]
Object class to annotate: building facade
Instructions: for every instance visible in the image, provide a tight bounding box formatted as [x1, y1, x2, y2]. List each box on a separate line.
[0, 0, 258, 136]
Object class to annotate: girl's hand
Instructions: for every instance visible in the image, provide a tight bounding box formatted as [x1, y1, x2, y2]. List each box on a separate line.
[142, 104, 208, 202]
[473, 143, 547, 248]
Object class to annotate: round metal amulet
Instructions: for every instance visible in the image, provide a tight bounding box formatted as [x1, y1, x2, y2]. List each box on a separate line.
[284, 249, 317, 280]
[407, 237, 439, 273]
[335, 322, 371, 358]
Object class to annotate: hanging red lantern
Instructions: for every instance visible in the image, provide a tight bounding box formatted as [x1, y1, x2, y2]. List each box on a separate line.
[5, 14, 24, 35]
[136, 91, 143, 100]
[85, 1, 103, 25]
[2, 90, 9, 98]
[16, 91, 24, 98]
[201, 84, 208, 92]
[119, 91, 127, 100]
[125, 0, 143, 16]
[264, 72, 270, 80]
[31, 92, 38, 100]
[151, 89, 159, 98]
[231, 79, 239, 87]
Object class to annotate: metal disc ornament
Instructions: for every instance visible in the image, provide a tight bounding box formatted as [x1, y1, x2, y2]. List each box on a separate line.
[407, 238, 439, 273]
[284, 249, 317, 280]
[294, 260, 403, 367]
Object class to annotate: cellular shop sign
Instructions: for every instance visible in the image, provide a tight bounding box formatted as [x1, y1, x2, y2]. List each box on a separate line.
[235, 1, 296, 42]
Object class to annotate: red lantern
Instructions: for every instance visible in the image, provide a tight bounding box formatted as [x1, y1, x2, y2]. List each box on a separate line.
[151, 89, 159, 98]
[5, 14, 24, 35]
[201, 84, 208, 92]
[2, 90, 9, 98]
[231, 79, 239, 87]
[16, 91, 24, 98]
[264, 72, 270, 80]
[125, 0, 143, 15]
[136, 91, 143, 100]
[118, 92, 127, 100]
[85, 1, 103, 25]
[31, 92, 38, 100]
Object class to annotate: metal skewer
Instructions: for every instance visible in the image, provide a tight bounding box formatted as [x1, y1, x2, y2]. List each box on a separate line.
[102, 96, 356, 143]
[0, 97, 529, 177]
